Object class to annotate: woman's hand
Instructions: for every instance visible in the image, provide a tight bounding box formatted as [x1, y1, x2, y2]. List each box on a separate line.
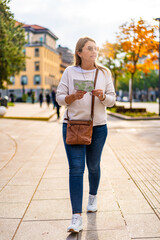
[65, 91, 86, 104]
[92, 89, 106, 101]
[74, 90, 87, 100]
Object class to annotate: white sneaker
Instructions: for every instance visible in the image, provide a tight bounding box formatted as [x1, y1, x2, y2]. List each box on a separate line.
[87, 194, 97, 212]
[67, 214, 83, 232]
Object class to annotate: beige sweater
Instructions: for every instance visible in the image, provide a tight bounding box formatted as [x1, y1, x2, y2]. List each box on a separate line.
[56, 66, 116, 126]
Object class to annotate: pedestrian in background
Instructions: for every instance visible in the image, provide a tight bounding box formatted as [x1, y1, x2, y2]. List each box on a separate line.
[56, 36, 116, 232]
[55, 95, 61, 119]
[51, 89, 56, 109]
[10, 93, 14, 103]
[31, 91, 35, 104]
[46, 92, 51, 107]
[39, 91, 43, 107]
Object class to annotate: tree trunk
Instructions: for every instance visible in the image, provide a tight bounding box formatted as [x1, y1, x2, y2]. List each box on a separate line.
[114, 75, 117, 92]
[129, 74, 134, 109]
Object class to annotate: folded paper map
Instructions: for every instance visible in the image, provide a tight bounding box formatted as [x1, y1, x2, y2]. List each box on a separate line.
[73, 79, 94, 92]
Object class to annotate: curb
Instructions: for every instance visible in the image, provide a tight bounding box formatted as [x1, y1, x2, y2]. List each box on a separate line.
[0, 112, 56, 121]
[107, 111, 160, 121]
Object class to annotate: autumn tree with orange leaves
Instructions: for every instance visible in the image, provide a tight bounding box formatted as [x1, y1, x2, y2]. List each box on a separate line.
[99, 41, 123, 92]
[117, 18, 158, 108]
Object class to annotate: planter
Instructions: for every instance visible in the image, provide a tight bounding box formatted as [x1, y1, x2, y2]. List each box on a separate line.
[109, 106, 146, 113]
[116, 107, 146, 113]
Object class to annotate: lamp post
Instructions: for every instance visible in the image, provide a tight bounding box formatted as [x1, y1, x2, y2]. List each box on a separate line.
[154, 18, 160, 116]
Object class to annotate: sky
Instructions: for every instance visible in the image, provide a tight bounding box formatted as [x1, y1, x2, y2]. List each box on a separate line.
[9, 0, 160, 52]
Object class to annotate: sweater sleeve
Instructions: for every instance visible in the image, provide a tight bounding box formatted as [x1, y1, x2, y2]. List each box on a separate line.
[56, 68, 69, 106]
[101, 69, 116, 107]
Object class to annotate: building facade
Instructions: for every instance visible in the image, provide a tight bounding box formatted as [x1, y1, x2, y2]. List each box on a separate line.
[7, 24, 61, 101]
[57, 45, 74, 75]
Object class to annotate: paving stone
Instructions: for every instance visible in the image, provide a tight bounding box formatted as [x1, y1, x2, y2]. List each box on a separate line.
[47, 162, 68, 170]
[13, 220, 76, 240]
[33, 189, 69, 200]
[82, 211, 126, 230]
[124, 213, 160, 238]
[0, 181, 8, 188]
[23, 199, 72, 220]
[15, 167, 45, 178]
[0, 185, 35, 203]
[78, 229, 131, 240]
[0, 202, 27, 218]
[118, 199, 154, 214]
[43, 168, 69, 178]
[134, 239, 160, 240]
[8, 177, 40, 186]
[0, 218, 20, 240]
[110, 182, 145, 200]
[38, 177, 69, 190]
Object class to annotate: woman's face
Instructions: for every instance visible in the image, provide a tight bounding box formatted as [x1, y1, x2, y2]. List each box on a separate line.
[78, 41, 98, 64]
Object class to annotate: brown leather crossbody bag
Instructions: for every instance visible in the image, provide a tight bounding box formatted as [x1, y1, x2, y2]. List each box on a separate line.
[66, 69, 98, 145]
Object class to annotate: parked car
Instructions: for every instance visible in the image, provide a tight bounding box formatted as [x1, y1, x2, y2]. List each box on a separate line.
[122, 96, 129, 102]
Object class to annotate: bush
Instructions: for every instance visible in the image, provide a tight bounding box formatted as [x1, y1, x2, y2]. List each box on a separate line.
[22, 94, 28, 102]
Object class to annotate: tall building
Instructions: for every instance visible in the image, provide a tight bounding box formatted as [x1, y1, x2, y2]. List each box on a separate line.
[57, 45, 74, 74]
[8, 23, 61, 101]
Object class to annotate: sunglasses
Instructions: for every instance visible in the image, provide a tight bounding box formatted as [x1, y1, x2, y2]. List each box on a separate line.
[84, 46, 98, 52]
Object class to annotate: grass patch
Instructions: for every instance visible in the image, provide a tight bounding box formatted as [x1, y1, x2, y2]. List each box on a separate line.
[108, 107, 158, 117]
[123, 111, 158, 117]
[7, 102, 15, 107]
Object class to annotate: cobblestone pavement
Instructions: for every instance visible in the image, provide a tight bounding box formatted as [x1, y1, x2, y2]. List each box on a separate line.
[108, 117, 160, 219]
[0, 110, 160, 240]
[3, 103, 55, 118]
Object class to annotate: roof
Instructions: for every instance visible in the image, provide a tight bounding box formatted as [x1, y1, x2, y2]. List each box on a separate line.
[15, 21, 58, 40]
[23, 24, 47, 30]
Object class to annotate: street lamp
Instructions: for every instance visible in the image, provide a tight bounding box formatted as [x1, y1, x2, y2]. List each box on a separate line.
[154, 18, 160, 116]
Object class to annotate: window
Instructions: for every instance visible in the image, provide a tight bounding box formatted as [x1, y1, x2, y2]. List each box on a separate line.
[22, 49, 26, 56]
[21, 75, 28, 85]
[35, 61, 40, 71]
[34, 75, 41, 85]
[10, 76, 15, 85]
[35, 48, 39, 57]
[40, 37, 43, 43]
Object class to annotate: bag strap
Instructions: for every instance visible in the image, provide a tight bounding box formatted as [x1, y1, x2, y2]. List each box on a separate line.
[66, 68, 99, 120]
[91, 68, 98, 119]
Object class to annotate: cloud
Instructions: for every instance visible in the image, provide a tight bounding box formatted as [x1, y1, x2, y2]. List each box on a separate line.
[9, 0, 160, 51]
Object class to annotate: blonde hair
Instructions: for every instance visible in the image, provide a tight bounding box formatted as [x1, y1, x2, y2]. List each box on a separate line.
[74, 36, 107, 73]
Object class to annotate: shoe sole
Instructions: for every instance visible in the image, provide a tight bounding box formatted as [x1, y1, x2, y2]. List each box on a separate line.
[87, 209, 97, 213]
[67, 228, 83, 233]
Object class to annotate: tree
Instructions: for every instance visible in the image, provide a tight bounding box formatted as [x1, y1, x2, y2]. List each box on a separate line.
[117, 72, 130, 91]
[99, 41, 123, 92]
[0, 0, 26, 89]
[117, 18, 158, 108]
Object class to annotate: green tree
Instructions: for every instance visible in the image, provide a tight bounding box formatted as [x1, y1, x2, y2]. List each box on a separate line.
[117, 72, 130, 91]
[0, 0, 26, 88]
[118, 70, 158, 98]
[99, 41, 123, 91]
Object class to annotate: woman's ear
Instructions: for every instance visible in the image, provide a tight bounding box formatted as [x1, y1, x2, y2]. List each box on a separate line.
[77, 51, 82, 58]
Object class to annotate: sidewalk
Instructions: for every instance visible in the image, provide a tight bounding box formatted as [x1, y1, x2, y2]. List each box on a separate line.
[0, 108, 160, 239]
[0, 103, 57, 121]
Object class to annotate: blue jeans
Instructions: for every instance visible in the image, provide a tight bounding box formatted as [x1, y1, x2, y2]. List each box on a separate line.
[63, 123, 107, 214]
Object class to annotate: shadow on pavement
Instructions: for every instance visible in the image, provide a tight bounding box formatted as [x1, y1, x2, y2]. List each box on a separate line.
[66, 212, 99, 240]
[85, 212, 99, 240]
[66, 232, 78, 239]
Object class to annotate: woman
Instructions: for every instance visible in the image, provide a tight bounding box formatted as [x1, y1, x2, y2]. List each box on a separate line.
[56, 37, 116, 232]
